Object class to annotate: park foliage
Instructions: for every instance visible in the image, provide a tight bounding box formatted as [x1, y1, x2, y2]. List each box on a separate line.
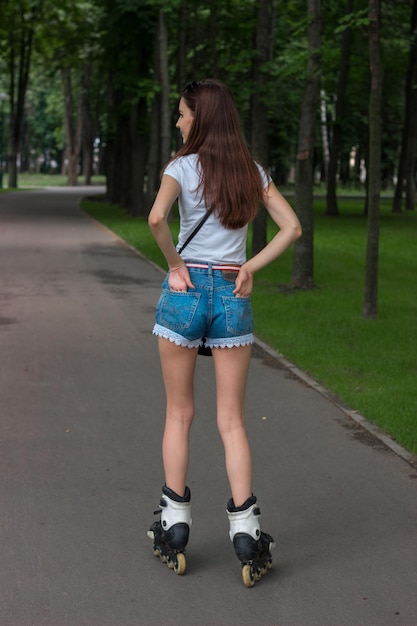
[1, 1, 416, 455]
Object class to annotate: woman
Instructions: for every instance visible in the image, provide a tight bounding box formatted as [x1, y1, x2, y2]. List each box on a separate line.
[147, 79, 302, 586]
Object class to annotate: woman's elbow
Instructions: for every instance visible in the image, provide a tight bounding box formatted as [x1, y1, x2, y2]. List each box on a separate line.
[148, 211, 163, 230]
[291, 221, 302, 242]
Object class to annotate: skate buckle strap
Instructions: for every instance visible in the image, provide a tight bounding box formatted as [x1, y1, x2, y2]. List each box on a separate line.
[152, 497, 168, 516]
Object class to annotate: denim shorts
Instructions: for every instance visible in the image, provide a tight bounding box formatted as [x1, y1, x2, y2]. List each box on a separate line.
[153, 261, 254, 349]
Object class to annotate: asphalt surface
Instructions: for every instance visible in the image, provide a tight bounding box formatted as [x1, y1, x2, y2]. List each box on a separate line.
[1, 188, 417, 626]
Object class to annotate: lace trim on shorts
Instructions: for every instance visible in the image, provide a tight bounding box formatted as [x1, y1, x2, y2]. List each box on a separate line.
[205, 333, 254, 349]
[153, 324, 201, 349]
[153, 325, 254, 350]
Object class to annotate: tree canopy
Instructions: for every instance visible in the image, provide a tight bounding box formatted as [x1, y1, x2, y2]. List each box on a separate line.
[0, 0, 416, 311]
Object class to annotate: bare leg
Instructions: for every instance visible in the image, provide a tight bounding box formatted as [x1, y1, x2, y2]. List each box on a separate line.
[212, 344, 252, 507]
[158, 338, 198, 497]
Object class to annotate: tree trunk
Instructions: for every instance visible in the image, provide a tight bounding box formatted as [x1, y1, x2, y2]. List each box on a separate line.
[326, 0, 353, 216]
[405, 0, 417, 211]
[105, 136, 116, 203]
[319, 89, 329, 182]
[363, 0, 382, 319]
[20, 115, 30, 172]
[6, 2, 37, 188]
[251, 0, 275, 256]
[145, 9, 170, 214]
[177, 2, 187, 92]
[81, 61, 93, 184]
[392, 0, 417, 213]
[7, 128, 19, 188]
[62, 68, 82, 186]
[291, 0, 322, 289]
[118, 116, 131, 209]
[128, 101, 140, 215]
[159, 10, 171, 168]
[146, 41, 161, 213]
[128, 99, 147, 216]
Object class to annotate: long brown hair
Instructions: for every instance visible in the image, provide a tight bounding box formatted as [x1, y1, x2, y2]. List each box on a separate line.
[172, 79, 265, 229]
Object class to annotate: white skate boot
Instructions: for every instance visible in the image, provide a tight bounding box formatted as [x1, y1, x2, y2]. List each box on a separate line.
[227, 495, 275, 587]
[147, 485, 192, 575]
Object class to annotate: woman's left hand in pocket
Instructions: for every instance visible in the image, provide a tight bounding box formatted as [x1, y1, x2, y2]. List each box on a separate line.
[233, 266, 253, 297]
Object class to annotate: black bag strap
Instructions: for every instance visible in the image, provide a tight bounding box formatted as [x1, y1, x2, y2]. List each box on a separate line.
[177, 210, 211, 254]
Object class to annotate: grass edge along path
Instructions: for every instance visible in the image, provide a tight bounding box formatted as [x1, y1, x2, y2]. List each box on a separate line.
[81, 197, 417, 460]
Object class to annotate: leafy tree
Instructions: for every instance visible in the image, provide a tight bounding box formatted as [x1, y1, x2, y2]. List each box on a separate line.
[251, 0, 276, 255]
[291, 0, 322, 289]
[36, 0, 104, 185]
[99, 0, 157, 213]
[24, 71, 65, 172]
[363, 0, 382, 319]
[0, 0, 43, 188]
[1, 0, 415, 252]
[393, 0, 417, 212]
[145, 1, 179, 212]
[325, 0, 355, 216]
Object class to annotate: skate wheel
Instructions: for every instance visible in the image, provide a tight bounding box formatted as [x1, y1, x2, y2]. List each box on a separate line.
[174, 552, 186, 575]
[153, 548, 161, 557]
[242, 564, 255, 588]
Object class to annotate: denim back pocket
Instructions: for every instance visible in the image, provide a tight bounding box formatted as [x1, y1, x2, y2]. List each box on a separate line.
[156, 290, 201, 331]
[222, 296, 254, 335]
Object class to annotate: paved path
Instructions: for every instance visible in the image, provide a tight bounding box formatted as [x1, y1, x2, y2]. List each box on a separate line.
[1, 189, 416, 626]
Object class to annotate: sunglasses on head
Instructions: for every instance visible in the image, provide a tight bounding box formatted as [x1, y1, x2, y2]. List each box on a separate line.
[183, 80, 201, 93]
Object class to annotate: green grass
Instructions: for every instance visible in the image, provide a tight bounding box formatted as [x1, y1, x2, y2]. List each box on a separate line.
[251, 199, 417, 452]
[82, 196, 417, 457]
[0, 172, 106, 190]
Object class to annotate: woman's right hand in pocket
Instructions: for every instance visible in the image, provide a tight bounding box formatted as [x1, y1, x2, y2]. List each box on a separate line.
[168, 266, 195, 292]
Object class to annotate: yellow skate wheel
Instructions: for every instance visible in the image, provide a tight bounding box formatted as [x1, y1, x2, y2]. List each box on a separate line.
[153, 548, 161, 557]
[242, 564, 255, 588]
[174, 552, 186, 575]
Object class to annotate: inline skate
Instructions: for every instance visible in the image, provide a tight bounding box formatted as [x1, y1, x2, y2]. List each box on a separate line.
[147, 485, 192, 575]
[227, 495, 275, 587]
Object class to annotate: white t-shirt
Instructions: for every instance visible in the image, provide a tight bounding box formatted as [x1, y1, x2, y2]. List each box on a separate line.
[164, 153, 270, 265]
